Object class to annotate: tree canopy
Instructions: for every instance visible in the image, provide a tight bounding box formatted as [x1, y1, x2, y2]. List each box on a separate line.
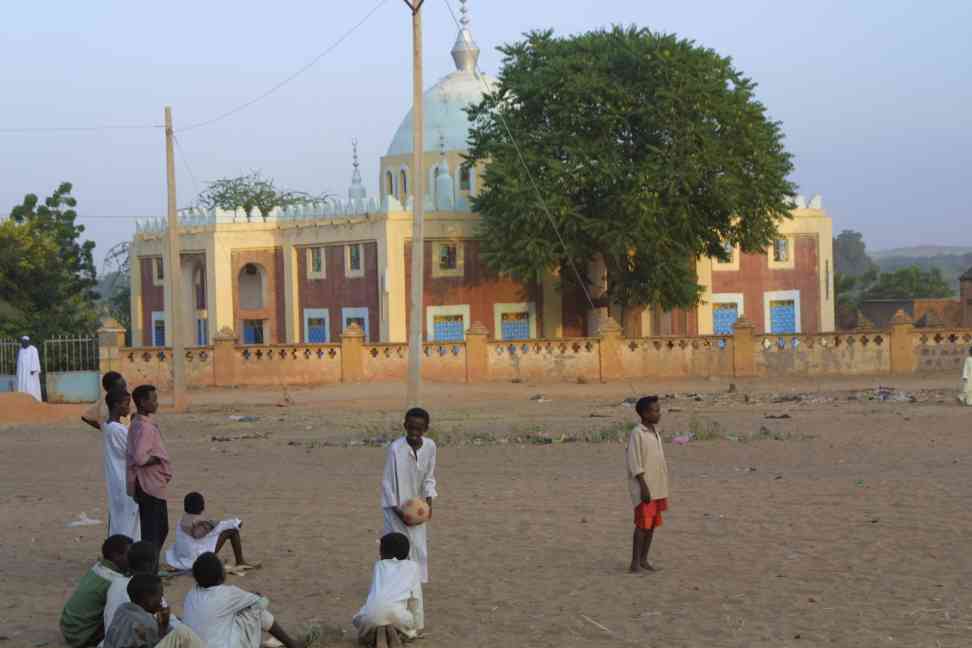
[861, 266, 954, 300]
[197, 172, 328, 218]
[465, 26, 796, 311]
[833, 230, 878, 278]
[0, 182, 100, 339]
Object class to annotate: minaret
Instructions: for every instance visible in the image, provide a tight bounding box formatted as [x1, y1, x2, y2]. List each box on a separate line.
[450, 0, 480, 73]
[348, 138, 367, 201]
[434, 133, 455, 210]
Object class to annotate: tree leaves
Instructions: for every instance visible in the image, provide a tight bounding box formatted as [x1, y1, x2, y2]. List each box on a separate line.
[466, 27, 796, 311]
[196, 172, 330, 217]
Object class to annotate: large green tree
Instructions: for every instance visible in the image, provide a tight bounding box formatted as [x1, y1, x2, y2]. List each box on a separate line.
[833, 230, 878, 278]
[197, 172, 328, 218]
[0, 182, 100, 339]
[861, 266, 954, 300]
[465, 27, 796, 311]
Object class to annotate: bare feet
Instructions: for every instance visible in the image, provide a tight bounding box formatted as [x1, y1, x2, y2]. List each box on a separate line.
[629, 563, 641, 574]
[640, 561, 661, 572]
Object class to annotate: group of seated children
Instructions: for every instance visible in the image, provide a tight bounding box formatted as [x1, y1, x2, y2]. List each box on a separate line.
[62, 530, 425, 647]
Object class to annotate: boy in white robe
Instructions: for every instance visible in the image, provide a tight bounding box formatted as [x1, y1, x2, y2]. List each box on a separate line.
[16, 336, 41, 401]
[103, 388, 140, 541]
[182, 552, 310, 648]
[164, 491, 251, 571]
[84, 371, 126, 431]
[960, 348, 972, 406]
[353, 532, 424, 646]
[380, 407, 437, 584]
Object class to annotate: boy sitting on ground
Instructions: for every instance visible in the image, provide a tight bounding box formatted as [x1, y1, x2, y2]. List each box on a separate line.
[104, 541, 183, 635]
[182, 552, 312, 648]
[352, 532, 424, 647]
[60, 535, 133, 647]
[164, 491, 255, 572]
[103, 573, 205, 648]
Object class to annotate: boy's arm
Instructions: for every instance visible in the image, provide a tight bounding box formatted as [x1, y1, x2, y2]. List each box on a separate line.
[422, 443, 438, 506]
[636, 473, 651, 502]
[81, 416, 101, 431]
[131, 422, 163, 467]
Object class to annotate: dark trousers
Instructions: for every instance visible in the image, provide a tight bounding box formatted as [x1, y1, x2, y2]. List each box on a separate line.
[134, 481, 169, 550]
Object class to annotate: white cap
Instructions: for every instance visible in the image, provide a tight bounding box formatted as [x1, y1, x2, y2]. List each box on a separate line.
[21, 336, 29, 341]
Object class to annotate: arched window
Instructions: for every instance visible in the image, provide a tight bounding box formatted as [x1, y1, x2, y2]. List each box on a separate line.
[400, 169, 408, 197]
[238, 263, 264, 310]
[385, 171, 395, 197]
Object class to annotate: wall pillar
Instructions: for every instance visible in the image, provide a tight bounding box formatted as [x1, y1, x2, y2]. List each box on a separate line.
[213, 327, 237, 386]
[889, 310, 915, 375]
[541, 268, 563, 338]
[732, 317, 756, 377]
[282, 242, 300, 343]
[465, 321, 488, 382]
[97, 318, 127, 375]
[341, 322, 365, 383]
[596, 316, 623, 382]
[130, 254, 143, 348]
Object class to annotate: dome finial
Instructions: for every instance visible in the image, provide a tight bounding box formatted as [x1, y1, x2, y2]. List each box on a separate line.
[349, 137, 366, 201]
[451, 0, 480, 73]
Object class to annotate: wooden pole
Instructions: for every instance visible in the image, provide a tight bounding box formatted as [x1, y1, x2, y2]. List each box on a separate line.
[164, 106, 187, 412]
[406, 2, 425, 407]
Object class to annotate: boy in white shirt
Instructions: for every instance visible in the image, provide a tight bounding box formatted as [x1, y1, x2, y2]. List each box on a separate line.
[626, 395, 670, 573]
[353, 533, 424, 646]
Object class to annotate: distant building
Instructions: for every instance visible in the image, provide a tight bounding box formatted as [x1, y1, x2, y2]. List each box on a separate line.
[961, 267, 972, 327]
[128, 1, 834, 347]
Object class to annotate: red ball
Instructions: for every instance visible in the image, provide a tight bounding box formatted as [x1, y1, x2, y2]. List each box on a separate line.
[400, 498, 430, 526]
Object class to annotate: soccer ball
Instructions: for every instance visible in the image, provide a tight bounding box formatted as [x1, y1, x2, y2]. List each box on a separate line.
[400, 498, 430, 526]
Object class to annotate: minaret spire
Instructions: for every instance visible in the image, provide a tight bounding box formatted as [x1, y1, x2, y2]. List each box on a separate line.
[348, 137, 366, 201]
[451, 0, 480, 72]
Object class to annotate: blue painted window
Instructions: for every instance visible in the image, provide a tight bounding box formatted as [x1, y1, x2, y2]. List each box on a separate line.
[501, 312, 530, 340]
[769, 300, 797, 334]
[243, 320, 265, 345]
[196, 319, 208, 346]
[713, 303, 739, 335]
[307, 318, 328, 343]
[433, 315, 465, 342]
[153, 321, 165, 347]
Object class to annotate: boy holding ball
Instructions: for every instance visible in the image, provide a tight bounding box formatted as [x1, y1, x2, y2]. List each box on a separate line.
[626, 396, 670, 573]
[380, 407, 437, 584]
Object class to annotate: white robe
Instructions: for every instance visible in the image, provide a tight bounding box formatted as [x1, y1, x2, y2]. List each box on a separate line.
[960, 357, 972, 406]
[381, 437, 437, 583]
[16, 345, 41, 401]
[183, 584, 272, 648]
[164, 517, 241, 571]
[352, 558, 424, 640]
[103, 421, 141, 541]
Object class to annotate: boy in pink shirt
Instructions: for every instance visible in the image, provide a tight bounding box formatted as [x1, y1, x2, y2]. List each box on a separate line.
[127, 385, 173, 550]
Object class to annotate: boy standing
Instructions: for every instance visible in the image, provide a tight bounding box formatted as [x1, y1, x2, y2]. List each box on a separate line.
[83, 371, 127, 431]
[127, 385, 172, 551]
[60, 535, 133, 647]
[380, 408, 437, 584]
[104, 387, 140, 541]
[626, 396, 670, 573]
[103, 574, 205, 648]
[353, 533, 424, 646]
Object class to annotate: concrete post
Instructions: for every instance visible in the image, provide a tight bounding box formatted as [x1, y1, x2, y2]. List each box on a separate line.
[341, 322, 365, 383]
[889, 310, 915, 375]
[97, 318, 127, 376]
[213, 327, 238, 387]
[732, 317, 757, 378]
[465, 321, 489, 383]
[596, 316, 624, 382]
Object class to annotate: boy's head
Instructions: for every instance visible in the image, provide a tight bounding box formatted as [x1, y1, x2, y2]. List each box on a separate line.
[379, 532, 411, 561]
[132, 385, 158, 415]
[106, 387, 131, 418]
[101, 534, 133, 572]
[192, 552, 225, 588]
[102, 371, 126, 393]
[127, 541, 159, 575]
[403, 407, 430, 443]
[184, 492, 205, 515]
[127, 574, 164, 614]
[635, 396, 661, 426]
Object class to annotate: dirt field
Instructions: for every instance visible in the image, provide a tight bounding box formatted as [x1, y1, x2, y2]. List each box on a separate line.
[1, 375, 970, 648]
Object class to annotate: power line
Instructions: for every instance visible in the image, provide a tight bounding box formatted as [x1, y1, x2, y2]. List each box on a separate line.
[0, 124, 161, 135]
[173, 134, 202, 199]
[177, 0, 391, 133]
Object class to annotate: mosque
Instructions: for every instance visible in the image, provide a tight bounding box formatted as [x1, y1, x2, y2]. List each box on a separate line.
[129, 1, 835, 349]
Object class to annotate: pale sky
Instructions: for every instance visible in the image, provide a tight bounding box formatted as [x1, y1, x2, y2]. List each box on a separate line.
[1, 0, 969, 269]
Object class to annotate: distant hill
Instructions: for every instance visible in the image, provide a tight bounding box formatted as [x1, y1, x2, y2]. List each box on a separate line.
[874, 251, 972, 296]
[873, 245, 972, 260]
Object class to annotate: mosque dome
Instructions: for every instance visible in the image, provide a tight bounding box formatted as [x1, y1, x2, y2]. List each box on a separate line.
[385, 0, 497, 157]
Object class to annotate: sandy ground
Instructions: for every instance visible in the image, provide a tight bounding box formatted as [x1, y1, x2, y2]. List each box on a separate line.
[1, 374, 971, 648]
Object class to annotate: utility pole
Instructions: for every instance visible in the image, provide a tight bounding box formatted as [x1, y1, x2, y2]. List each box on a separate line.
[404, 0, 425, 407]
[164, 106, 187, 412]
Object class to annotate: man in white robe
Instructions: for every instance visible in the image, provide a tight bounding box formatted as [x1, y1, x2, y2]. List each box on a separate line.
[960, 348, 972, 406]
[16, 336, 42, 401]
[381, 408, 437, 584]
